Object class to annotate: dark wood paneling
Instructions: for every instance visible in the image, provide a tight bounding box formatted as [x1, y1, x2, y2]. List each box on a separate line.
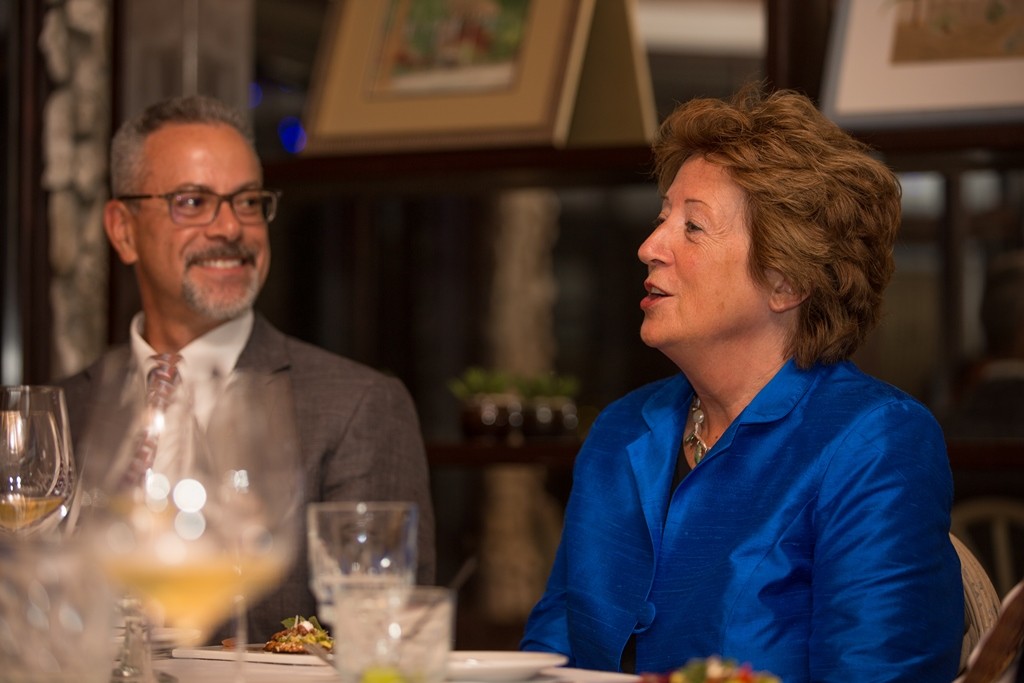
[107, 1, 139, 347]
[264, 145, 655, 198]
[765, 0, 833, 101]
[17, 0, 51, 383]
[427, 440, 578, 469]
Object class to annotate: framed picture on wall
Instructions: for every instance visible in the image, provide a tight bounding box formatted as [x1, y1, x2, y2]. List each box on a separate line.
[821, 0, 1024, 131]
[302, 0, 655, 154]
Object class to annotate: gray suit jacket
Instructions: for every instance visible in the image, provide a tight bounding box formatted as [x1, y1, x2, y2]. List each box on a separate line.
[59, 313, 436, 643]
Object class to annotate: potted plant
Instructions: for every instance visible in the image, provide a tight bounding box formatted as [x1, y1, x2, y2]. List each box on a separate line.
[447, 367, 522, 442]
[516, 372, 580, 440]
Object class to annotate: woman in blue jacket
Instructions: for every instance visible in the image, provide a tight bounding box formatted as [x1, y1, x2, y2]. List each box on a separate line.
[521, 84, 963, 683]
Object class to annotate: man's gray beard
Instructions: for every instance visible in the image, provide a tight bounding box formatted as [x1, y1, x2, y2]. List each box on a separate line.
[182, 276, 260, 321]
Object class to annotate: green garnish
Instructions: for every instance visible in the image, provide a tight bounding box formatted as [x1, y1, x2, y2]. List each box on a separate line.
[281, 615, 325, 630]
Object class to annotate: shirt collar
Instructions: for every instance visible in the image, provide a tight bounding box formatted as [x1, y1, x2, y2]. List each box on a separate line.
[129, 310, 255, 382]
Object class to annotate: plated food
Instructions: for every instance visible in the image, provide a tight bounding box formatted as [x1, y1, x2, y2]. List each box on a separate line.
[640, 657, 780, 683]
[263, 615, 334, 654]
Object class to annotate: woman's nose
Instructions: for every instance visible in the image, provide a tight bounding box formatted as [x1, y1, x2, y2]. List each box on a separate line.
[638, 226, 666, 266]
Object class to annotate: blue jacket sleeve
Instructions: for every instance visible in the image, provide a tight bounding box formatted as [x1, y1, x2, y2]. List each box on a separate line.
[805, 398, 962, 681]
[520, 530, 574, 661]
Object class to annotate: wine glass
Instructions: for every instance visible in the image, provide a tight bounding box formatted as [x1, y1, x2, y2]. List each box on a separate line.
[79, 369, 229, 683]
[0, 385, 75, 537]
[78, 368, 302, 682]
[203, 369, 304, 674]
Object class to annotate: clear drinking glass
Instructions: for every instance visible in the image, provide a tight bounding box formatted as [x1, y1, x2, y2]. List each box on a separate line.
[328, 584, 454, 683]
[0, 385, 75, 537]
[0, 535, 117, 683]
[307, 501, 418, 626]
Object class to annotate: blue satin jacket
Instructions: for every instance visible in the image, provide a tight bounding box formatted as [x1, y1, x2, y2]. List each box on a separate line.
[522, 360, 962, 682]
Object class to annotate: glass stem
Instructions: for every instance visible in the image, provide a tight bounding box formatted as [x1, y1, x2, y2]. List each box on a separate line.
[112, 610, 157, 682]
[233, 594, 248, 683]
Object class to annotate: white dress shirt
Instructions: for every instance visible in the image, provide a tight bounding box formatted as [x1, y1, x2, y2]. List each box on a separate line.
[129, 310, 253, 428]
[126, 311, 254, 476]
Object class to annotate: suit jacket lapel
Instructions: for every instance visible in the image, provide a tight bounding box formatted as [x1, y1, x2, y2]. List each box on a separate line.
[71, 347, 141, 501]
[235, 313, 291, 374]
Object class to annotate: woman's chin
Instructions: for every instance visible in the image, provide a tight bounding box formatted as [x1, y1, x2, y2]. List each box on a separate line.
[638, 325, 664, 351]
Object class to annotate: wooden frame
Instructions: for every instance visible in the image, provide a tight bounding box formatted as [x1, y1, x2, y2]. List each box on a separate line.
[821, 0, 1024, 131]
[303, 0, 597, 154]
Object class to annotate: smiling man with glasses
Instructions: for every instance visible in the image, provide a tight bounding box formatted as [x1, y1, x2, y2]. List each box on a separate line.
[57, 94, 436, 644]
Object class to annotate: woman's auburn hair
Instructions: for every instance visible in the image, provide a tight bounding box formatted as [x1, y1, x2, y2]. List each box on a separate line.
[653, 83, 901, 367]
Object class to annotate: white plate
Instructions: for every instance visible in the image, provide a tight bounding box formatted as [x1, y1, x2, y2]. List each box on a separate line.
[541, 667, 639, 683]
[171, 644, 329, 666]
[447, 651, 568, 681]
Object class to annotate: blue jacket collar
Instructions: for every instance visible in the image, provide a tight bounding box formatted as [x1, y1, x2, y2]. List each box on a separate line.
[626, 359, 822, 536]
[638, 358, 820, 433]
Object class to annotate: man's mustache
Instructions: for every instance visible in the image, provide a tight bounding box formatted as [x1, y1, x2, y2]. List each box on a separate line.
[185, 245, 257, 267]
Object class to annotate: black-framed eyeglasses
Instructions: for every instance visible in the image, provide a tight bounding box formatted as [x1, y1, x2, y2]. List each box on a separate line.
[115, 188, 282, 227]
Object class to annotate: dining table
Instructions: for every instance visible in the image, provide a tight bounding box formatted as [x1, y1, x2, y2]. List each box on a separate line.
[153, 650, 641, 683]
[156, 656, 338, 682]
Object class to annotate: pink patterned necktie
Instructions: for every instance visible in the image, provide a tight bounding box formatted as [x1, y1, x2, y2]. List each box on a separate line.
[119, 353, 182, 490]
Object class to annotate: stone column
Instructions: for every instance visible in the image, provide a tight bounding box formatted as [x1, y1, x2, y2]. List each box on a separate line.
[39, 0, 112, 378]
[479, 188, 565, 623]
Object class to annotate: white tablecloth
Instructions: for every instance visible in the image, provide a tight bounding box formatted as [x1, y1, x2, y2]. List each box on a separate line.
[155, 657, 639, 683]
[157, 656, 338, 681]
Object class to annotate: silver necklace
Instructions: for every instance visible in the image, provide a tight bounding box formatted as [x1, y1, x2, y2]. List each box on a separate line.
[684, 396, 708, 464]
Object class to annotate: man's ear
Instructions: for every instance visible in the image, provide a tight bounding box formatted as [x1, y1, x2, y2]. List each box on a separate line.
[766, 268, 807, 313]
[104, 199, 139, 265]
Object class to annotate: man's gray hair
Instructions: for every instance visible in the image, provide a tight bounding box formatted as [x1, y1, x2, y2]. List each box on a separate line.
[109, 94, 257, 195]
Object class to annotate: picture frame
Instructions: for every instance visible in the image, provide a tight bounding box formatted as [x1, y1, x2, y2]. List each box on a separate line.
[303, 0, 600, 154]
[820, 0, 1024, 131]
